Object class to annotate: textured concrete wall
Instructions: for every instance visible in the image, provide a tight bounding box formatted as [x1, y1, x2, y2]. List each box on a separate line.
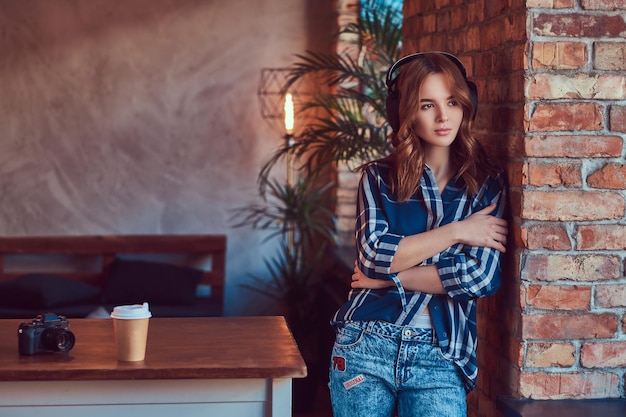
[0, 0, 335, 315]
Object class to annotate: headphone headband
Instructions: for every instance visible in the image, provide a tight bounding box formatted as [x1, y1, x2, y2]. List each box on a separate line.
[386, 51, 468, 90]
[385, 51, 478, 132]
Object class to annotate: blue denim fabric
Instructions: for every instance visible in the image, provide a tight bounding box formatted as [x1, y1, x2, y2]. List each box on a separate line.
[329, 321, 466, 417]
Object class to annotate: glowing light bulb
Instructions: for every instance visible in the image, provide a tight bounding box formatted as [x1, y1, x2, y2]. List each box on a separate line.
[284, 93, 294, 135]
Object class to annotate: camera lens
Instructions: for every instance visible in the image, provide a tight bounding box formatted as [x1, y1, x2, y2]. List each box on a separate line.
[41, 327, 75, 352]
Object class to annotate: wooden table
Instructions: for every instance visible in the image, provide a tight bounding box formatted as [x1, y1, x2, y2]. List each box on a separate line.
[0, 316, 307, 417]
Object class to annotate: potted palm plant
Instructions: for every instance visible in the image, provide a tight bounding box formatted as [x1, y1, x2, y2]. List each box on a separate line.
[233, 0, 402, 410]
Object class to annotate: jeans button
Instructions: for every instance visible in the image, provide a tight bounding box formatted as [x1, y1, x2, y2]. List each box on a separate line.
[404, 329, 411, 337]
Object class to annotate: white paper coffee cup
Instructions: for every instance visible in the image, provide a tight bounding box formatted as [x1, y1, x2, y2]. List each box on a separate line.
[110, 302, 151, 361]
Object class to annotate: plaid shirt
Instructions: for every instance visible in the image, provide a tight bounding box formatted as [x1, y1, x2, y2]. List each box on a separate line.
[332, 161, 507, 392]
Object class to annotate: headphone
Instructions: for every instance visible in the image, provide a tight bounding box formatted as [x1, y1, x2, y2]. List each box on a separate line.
[385, 52, 478, 133]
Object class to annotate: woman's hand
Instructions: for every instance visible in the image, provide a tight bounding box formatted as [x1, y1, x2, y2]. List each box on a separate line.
[458, 204, 508, 252]
[351, 262, 394, 289]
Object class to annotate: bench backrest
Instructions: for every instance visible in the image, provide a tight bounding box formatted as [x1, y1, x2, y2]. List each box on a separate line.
[0, 235, 226, 311]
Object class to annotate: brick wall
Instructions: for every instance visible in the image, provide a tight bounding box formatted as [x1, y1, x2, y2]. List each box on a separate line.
[518, 0, 626, 401]
[399, 0, 626, 416]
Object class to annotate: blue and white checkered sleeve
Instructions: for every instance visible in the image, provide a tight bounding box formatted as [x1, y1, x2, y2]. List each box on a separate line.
[437, 177, 507, 301]
[355, 166, 403, 281]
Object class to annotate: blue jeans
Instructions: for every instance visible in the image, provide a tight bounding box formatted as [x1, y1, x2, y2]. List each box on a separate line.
[329, 321, 466, 417]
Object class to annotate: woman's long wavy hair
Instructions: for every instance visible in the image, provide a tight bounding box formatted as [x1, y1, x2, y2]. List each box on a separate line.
[373, 53, 499, 202]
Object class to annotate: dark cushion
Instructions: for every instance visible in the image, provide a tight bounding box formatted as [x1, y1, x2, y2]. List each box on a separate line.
[101, 259, 203, 306]
[0, 274, 101, 309]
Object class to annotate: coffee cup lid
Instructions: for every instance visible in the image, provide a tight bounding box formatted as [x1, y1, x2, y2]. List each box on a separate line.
[110, 302, 152, 319]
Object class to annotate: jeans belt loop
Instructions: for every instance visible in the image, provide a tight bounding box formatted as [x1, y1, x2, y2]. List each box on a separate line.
[365, 321, 376, 335]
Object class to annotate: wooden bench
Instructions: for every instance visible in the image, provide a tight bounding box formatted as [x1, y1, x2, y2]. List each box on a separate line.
[0, 234, 226, 318]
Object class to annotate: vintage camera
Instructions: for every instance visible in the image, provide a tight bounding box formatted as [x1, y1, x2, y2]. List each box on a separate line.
[18, 313, 76, 356]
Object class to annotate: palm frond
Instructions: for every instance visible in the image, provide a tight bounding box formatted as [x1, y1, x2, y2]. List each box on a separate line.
[230, 177, 337, 247]
[357, 0, 403, 63]
[270, 0, 401, 177]
[285, 51, 378, 91]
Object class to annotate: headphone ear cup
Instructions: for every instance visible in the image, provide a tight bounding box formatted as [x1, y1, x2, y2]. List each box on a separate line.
[467, 80, 478, 119]
[386, 89, 400, 133]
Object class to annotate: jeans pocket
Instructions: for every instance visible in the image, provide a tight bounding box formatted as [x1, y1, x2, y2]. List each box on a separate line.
[334, 323, 364, 348]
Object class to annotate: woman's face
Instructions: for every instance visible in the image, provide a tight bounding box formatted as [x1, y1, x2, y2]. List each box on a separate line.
[413, 73, 464, 150]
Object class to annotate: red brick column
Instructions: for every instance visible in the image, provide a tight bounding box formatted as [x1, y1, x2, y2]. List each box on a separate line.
[518, 0, 626, 400]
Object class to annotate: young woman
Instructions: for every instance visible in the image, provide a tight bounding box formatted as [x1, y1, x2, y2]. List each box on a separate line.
[329, 52, 508, 417]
